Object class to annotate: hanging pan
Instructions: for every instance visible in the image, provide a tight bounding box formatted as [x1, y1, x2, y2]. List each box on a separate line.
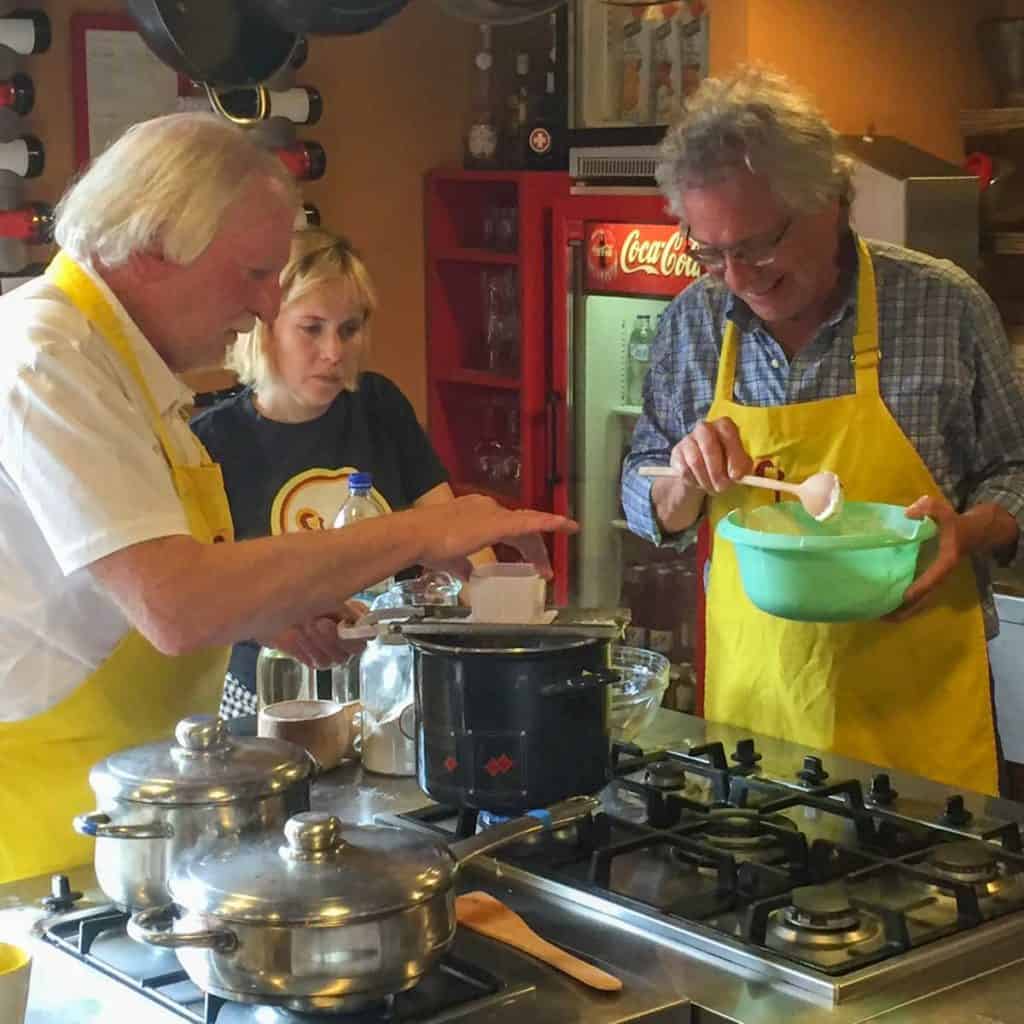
[251, 0, 414, 36]
[431, 0, 565, 25]
[126, 0, 298, 87]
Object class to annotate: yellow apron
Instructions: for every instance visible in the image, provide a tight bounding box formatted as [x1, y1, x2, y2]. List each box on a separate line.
[705, 238, 998, 795]
[0, 252, 233, 884]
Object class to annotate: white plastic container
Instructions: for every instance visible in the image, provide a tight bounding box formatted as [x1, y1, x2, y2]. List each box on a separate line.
[467, 563, 546, 623]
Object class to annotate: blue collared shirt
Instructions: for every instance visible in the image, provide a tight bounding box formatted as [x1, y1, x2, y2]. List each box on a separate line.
[621, 235, 1024, 639]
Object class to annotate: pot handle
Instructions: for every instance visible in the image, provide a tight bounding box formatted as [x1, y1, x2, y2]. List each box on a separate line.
[128, 903, 237, 953]
[73, 811, 174, 840]
[540, 668, 620, 698]
[450, 795, 600, 866]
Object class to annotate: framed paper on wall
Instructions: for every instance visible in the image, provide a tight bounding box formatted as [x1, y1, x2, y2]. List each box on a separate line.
[70, 13, 196, 169]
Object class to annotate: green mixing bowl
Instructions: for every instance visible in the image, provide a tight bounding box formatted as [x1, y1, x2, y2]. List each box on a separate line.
[715, 501, 938, 623]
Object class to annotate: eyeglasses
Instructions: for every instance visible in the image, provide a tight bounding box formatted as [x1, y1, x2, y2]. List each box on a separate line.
[685, 217, 793, 272]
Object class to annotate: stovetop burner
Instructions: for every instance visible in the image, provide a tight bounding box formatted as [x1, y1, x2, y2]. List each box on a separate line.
[765, 882, 887, 967]
[643, 759, 689, 790]
[926, 839, 1000, 885]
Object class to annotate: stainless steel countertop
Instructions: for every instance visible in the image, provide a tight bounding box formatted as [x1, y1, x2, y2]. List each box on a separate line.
[6, 708, 1024, 1023]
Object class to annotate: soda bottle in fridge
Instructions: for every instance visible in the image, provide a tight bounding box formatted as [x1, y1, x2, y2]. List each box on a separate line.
[626, 314, 654, 407]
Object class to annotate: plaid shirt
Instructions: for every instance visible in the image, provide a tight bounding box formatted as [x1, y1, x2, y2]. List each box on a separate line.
[622, 234, 1024, 639]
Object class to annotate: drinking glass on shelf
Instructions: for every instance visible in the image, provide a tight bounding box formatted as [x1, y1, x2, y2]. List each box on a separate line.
[495, 206, 517, 252]
[472, 401, 507, 484]
[502, 405, 521, 484]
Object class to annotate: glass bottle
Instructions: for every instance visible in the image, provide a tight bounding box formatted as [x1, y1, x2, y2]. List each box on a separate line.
[334, 472, 394, 604]
[464, 25, 498, 170]
[525, 12, 564, 170]
[627, 314, 654, 407]
[272, 140, 326, 181]
[502, 52, 531, 169]
[255, 647, 313, 711]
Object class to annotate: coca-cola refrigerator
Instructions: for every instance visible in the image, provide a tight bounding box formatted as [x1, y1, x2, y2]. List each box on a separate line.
[549, 190, 706, 711]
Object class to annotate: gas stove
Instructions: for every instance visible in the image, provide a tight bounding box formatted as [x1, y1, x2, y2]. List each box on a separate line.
[16, 711, 1024, 1023]
[385, 737, 1024, 1006]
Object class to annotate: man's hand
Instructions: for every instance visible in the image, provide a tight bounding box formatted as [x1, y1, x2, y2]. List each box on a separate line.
[418, 495, 577, 581]
[669, 417, 754, 493]
[263, 600, 369, 668]
[648, 417, 753, 536]
[884, 496, 963, 621]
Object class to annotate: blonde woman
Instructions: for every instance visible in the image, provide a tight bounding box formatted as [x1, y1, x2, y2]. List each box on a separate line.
[193, 227, 488, 716]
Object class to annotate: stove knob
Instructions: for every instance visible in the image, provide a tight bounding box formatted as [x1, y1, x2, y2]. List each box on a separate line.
[796, 755, 829, 786]
[869, 772, 898, 805]
[731, 738, 762, 770]
[938, 794, 973, 828]
[41, 873, 83, 912]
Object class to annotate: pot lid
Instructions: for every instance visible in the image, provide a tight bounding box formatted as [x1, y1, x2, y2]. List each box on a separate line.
[89, 715, 314, 805]
[169, 812, 456, 924]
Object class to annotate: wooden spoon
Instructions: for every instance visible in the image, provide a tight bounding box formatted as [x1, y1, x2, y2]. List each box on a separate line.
[455, 891, 623, 992]
[638, 466, 844, 522]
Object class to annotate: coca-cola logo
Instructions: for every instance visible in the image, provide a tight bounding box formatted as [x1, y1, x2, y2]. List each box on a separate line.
[619, 228, 701, 279]
[587, 227, 618, 282]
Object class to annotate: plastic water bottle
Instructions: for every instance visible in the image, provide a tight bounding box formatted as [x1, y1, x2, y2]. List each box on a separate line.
[627, 314, 654, 407]
[334, 472, 393, 604]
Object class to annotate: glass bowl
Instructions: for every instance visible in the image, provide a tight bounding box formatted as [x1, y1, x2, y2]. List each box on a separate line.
[609, 646, 670, 743]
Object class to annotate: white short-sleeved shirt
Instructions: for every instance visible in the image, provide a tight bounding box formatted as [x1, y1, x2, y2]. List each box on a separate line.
[0, 266, 205, 720]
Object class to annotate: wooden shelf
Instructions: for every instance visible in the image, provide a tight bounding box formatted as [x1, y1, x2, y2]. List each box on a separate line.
[437, 368, 520, 390]
[962, 108, 1024, 136]
[434, 246, 518, 265]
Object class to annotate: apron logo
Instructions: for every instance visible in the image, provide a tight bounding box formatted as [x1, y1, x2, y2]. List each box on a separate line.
[752, 458, 786, 503]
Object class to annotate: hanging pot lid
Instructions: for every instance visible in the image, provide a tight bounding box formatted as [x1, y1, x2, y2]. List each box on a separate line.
[251, 0, 413, 35]
[88, 715, 314, 805]
[431, 0, 565, 26]
[169, 812, 455, 924]
[126, 0, 298, 86]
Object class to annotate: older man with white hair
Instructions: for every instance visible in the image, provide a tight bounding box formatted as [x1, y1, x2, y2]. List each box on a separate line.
[0, 113, 575, 883]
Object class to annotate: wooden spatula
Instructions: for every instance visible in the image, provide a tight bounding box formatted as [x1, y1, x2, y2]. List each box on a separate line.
[456, 891, 623, 992]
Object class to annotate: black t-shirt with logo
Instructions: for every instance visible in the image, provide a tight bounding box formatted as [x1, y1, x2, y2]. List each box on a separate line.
[191, 372, 449, 693]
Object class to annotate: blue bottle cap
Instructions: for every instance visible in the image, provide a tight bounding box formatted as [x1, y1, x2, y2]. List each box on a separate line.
[349, 471, 372, 490]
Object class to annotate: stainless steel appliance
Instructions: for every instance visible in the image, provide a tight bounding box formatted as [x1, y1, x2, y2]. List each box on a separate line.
[16, 712, 1024, 1022]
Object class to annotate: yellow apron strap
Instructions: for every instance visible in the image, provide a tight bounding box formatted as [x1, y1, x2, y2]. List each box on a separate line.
[851, 237, 881, 391]
[715, 317, 741, 405]
[46, 252, 187, 469]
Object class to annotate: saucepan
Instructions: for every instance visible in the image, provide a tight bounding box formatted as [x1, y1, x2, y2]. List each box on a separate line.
[128, 798, 598, 1013]
[73, 715, 314, 909]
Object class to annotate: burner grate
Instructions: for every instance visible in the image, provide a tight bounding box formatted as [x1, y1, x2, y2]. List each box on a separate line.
[42, 908, 506, 1023]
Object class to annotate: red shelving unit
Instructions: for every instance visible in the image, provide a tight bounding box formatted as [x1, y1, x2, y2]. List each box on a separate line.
[424, 168, 569, 511]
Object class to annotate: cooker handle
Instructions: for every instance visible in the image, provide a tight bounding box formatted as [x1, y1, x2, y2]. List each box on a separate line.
[73, 811, 174, 840]
[128, 903, 238, 953]
[450, 796, 600, 865]
[540, 668, 621, 698]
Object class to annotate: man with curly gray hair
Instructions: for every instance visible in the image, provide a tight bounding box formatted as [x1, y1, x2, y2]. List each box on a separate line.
[622, 66, 1024, 796]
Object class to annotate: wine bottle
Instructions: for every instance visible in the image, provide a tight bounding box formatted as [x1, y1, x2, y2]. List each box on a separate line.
[0, 72, 33, 143]
[274, 140, 326, 181]
[216, 85, 322, 125]
[303, 203, 320, 227]
[0, 11, 50, 55]
[525, 12, 566, 170]
[0, 135, 42, 178]
[0, 201, 53, 243]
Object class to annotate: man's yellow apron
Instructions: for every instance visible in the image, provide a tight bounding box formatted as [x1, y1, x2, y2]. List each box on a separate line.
[0, 252, 233, 883]
[705, 238, 998, 795]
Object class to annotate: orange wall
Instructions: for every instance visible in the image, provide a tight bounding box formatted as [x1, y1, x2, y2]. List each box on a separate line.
[24, 0, 475, 418]
[711, 0, 1003, 163]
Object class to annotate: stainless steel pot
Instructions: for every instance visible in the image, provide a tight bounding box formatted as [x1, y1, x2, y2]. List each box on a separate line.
[128, 797, 598, 1013]
[73, 716, 314, 910]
